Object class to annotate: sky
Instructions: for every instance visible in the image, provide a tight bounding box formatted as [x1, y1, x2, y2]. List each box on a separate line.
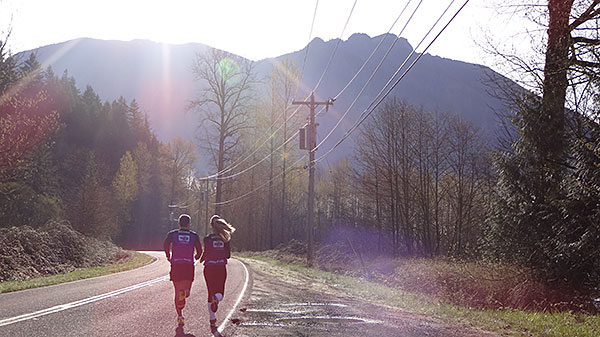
[1, 0, 539, 73]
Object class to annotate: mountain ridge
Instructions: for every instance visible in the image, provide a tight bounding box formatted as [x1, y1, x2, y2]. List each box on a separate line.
[16, 33, 511, 165]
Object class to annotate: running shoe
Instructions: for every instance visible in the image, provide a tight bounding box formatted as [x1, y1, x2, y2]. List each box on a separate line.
[177, 316, 184, 327]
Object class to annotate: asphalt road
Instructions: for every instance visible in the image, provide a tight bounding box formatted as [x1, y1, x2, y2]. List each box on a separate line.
[0, 252, 249, 337]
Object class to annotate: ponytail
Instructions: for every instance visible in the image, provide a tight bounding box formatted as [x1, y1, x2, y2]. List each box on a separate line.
[213, 218, 236, 243]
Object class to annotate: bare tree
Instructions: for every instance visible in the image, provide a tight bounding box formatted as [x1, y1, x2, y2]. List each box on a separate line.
[412, 108, 435, 255]
[160, 137, 197, 205]
[189, 48, 257, 213]
[445, 115, 489, 255]
[271, 59, 301, 244]
[355, 99, 415, 256]
[354, 100, 491, 257]
[429, 111, 449, 255]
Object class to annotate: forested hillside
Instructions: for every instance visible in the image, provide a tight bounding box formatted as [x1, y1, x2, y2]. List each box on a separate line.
[0, 51, 197, 249]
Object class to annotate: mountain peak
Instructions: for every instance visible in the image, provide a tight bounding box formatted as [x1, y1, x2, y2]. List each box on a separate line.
[347, 32, 371, 42]
[309, 37, 326, 45]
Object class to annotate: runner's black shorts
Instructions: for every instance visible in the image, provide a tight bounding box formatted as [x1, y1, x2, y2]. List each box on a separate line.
[203, 265, 227, 302]
[170, 263, 195, 282]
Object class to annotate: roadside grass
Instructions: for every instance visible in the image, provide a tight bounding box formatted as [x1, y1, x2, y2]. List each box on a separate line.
[237, 254, 600, 337]
[0, 251, 154, 293]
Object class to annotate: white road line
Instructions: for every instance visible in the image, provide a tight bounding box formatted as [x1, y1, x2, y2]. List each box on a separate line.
[0, 258, 250, 330]
[218, 259, 249, 333]
[0, 275, 169, 327]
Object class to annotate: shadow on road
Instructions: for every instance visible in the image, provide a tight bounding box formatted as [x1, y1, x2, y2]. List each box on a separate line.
[174, 326, 195, 337]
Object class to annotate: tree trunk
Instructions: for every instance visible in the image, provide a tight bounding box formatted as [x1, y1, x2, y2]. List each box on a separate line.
[215, 132, 225, 214]
[539, 0, 573, 177]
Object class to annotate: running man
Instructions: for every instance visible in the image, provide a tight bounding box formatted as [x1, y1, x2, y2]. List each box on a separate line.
[164, 214, 202, 327]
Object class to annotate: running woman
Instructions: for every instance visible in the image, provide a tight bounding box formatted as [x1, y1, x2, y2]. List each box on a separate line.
[200, 216, 236, 335]
[164, 214, 202, 327]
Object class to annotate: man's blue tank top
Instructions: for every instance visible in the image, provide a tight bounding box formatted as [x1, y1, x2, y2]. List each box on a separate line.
[168, 229, 199, 264]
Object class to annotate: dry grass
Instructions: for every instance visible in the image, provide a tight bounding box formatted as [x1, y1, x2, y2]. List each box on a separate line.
[362, 257, 576, 311]
[245, 240, 598, 313]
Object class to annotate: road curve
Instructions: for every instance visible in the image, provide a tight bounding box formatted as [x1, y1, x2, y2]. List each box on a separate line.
[0, 251, 249, 337]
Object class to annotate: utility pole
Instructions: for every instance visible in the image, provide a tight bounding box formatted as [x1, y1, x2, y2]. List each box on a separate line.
[268, 86, 275, 249]
[281, 106, 288, 244]
[196, 177, 205, 233]
[205, 178, 209, 236]
[292, 92, 333, 267]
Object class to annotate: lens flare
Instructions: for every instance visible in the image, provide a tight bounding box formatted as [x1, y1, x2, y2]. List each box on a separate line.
[217, 58, 239, 80]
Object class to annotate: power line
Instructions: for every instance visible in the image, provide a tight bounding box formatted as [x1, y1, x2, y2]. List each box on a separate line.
[195, 0, 321, 181]
[200, 1, 430, 185]
[302, 0, 321, 77]
[212, 153, 308, 206]
[316, 0, 467, 164]
[333, 0, 417, 101]
[205, 0, 469, 206]
[358, 0, 457, 123]
[210, 0, 433, 204]
[210, 0, 410, 183]
[214, 128, 300, 180]
[198, 0, 359, 182]
[312, 0, 359, 92]
[315, 0, 425, 153]
[315, 0, 471, 164]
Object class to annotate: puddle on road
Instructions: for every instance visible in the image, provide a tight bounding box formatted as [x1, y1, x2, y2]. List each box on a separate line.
[275, 316, 383, 324]
[281, 302, 348, 308]
[239, 302, 383, 332]
[244, 309, 301, 314]
[240, 322, 287, 327]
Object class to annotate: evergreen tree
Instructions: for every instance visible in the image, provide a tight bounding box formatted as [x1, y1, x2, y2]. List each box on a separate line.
[73, 152, 117, 239]
[561, 105, 600, 289]
[0, 39, 18, 94]
[112, 151, 138, 241]
[487, 1, 600, 291]
[0, 54, 59, 183]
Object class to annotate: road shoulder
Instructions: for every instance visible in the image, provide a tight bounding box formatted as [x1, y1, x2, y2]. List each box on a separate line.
[225, 257, 498, 337]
